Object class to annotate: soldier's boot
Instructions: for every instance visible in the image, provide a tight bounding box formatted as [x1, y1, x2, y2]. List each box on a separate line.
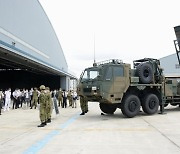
[80, 112, 85, 115]
[85, 110, 88, 113]
[38, 122, 46, 127]
[46, 119, 51, 123]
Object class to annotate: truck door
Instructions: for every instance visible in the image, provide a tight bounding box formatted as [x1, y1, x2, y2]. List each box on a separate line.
[113, 66, 126, 101]
[102, 67, 113, 102]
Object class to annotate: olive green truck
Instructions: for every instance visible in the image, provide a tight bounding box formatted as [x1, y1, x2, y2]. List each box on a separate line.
[77, 26, 180, 118]
[77, 58, 180, 118]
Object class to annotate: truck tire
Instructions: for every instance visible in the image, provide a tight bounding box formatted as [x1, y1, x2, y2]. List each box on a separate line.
[121, 94, 140, 118]
[137, 63, 153, 83]
[142, 94, 159, 115]
[99, 103, 117, 114]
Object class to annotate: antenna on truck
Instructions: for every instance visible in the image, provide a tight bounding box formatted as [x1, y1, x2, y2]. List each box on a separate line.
[93, 33, 97, 67]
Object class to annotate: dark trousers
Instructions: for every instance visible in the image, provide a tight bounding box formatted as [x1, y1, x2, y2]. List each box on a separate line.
[20, 96, 25, 107]
[13, 98, 20, 109]
[62, 97, 67, 108]
[29, 95, 33, 107]
[17, 97, 20, 108]
[13, 99, 17, 109]
[0, 101, 2, 114]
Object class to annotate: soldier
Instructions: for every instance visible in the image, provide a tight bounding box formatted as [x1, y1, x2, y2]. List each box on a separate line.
[80, 96, 88, 115]
[45, 87, 52, 123]
[67, 90, 72, 107]
[38, 85, 47, 127]
[31, 87, 39, 109]
[58, 88, 63, 107]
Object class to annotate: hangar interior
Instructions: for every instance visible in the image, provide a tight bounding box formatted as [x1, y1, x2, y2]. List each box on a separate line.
[0, 46, 68, 90]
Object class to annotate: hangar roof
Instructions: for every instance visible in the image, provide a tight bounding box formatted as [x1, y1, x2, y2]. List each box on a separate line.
[0, 0, 76, 79]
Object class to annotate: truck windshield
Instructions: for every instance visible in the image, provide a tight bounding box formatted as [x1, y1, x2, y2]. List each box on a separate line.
[81, 69, 99, 81]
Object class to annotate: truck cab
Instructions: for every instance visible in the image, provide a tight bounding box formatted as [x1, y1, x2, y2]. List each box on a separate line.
[78, 59, 130, 104]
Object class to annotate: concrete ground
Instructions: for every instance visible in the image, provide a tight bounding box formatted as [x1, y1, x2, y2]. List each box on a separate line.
[0, 101, 180, 154]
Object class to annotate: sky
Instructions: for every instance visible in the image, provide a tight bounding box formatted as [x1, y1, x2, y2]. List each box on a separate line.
[39, 0, 180, 77]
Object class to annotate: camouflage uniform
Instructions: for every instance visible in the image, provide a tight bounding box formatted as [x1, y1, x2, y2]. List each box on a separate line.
[67, 90, 72, 106]
[58, 88, 62, 107]
[38, 85, 47, 127]
[80, 96, 88, 115]
[45, 87, 52, 123]
[31, 88, 38, 109]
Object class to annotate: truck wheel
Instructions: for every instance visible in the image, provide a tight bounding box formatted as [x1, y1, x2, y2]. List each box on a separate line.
[99, 103, 117, 114]
[142, 94, 159, 115]
[121, 94, 140, 118]
[137, 63, 153, 84]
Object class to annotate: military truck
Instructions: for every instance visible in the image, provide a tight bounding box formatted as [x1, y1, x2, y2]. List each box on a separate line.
[77, 58, 180, 118]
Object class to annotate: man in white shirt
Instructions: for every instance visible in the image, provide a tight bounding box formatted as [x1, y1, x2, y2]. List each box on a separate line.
[72, 91, 77, 108]
[4, 88, 11, 111]
[0, 89, 4, 115]
[12, 89, 19, 109]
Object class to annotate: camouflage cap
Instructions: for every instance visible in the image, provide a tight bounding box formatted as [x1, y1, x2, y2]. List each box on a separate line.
[40, 85, 45, 90]
[45, 87, 50, 90]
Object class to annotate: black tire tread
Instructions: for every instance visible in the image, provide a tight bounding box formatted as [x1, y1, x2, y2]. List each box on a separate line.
[142, 93, 159, 115]
[121, 94, 140, 118]
[99, 103, 117, 114]
[137, 63, 153, 84]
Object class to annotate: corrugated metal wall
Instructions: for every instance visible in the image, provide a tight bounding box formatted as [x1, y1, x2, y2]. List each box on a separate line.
[160, 53, 180, 76]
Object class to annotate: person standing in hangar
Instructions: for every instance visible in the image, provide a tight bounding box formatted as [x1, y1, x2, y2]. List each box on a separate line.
[4, 88, 11, 112]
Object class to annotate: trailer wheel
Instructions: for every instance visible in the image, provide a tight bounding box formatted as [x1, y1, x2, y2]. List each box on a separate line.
[99, 103, 117, 114]
[121, 94, 140, 118]
[137, 63, 153, 84]
[142, 94, 159, 115]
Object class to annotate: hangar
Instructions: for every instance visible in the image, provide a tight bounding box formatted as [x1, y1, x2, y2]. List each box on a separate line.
[0, 0, 76, 90]
[160, 53, 180, 76]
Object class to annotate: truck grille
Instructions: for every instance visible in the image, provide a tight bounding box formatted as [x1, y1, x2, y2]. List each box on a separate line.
[83, 88, 91, 93]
